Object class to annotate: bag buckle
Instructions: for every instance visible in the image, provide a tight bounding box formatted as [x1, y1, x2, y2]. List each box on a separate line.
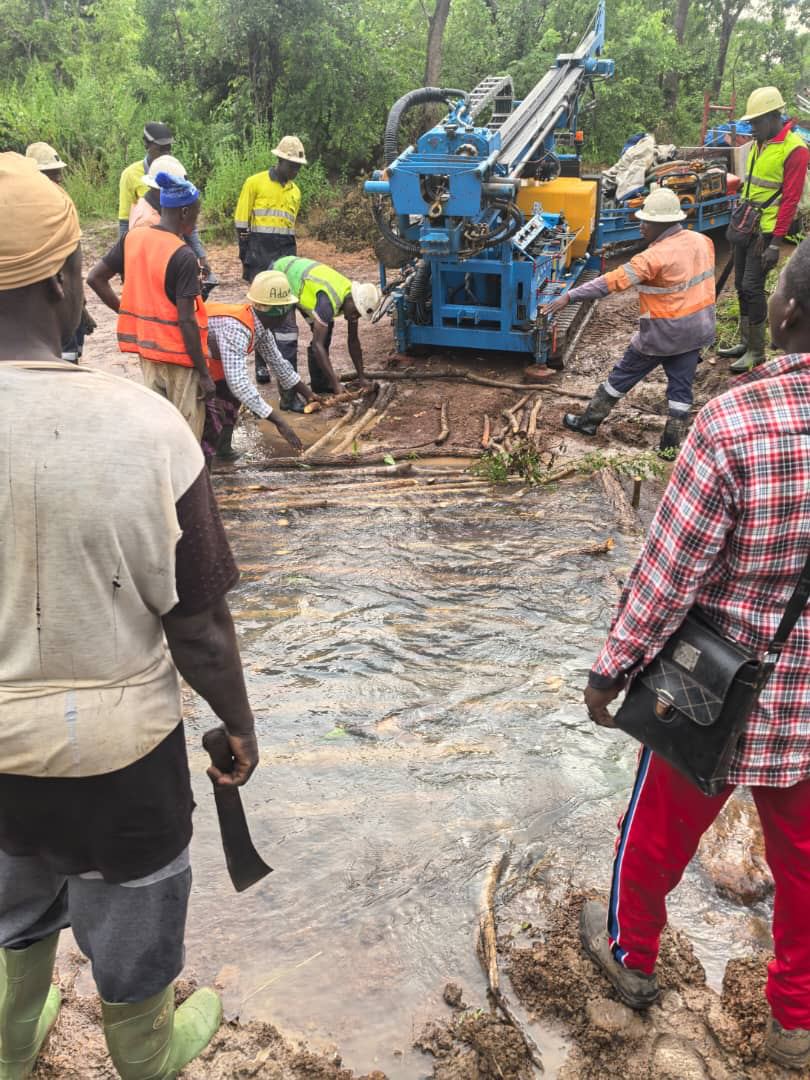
[655, 689, 676, 720]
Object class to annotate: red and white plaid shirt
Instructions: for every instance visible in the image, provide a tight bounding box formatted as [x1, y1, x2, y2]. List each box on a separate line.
[592, 353, 810, 786]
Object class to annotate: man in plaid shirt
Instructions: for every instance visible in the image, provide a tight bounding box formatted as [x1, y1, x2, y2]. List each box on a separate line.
[579, 238, 810, 1071]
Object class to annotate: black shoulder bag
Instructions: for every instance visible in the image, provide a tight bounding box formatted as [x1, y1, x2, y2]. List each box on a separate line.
[613, 551, 810, 796]
[726, 146, 782, 245]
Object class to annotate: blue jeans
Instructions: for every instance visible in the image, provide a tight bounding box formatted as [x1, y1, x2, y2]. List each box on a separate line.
[605, 345, 700, 416]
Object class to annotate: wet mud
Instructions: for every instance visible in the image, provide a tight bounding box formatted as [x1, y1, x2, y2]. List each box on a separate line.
[504, 887, 794, 1079]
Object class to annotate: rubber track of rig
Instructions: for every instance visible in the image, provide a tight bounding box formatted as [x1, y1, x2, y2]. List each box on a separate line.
[551, 269, 600, 367]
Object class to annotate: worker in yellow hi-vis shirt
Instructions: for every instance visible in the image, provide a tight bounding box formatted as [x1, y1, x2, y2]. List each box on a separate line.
[235, 136, 306, 286]
[117, 122, 211, 276]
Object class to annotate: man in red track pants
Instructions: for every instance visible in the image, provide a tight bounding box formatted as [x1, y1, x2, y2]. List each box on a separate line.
[580, 237, 810, 1072]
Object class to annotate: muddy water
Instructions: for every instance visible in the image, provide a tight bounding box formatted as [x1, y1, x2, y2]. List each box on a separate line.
[180, 442, 767, 1078]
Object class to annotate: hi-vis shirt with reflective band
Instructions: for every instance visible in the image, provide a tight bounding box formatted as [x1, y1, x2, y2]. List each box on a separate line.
[117, 228, 208, 367]
[604, 226, 716, 356]
[273, 256, 352, 320]
[204, 302, 255, 381]
[234, 171, 301, 236]
[744, 130, 807, 234]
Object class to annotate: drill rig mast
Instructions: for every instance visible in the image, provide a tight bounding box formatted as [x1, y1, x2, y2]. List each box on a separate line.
[365, 1, 614, 369]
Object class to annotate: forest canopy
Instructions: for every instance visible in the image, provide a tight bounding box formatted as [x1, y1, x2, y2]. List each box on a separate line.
[1, 0, 807, 221]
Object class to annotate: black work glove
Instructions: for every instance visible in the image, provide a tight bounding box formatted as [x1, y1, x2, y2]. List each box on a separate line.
[761, 243, 780, 274]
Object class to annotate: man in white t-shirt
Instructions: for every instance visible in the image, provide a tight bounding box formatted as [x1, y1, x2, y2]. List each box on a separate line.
[0, 153, 257, 1078]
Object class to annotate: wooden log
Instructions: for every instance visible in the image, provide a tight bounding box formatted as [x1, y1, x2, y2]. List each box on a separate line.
[527, 396, 543, 438]
[330, 383, 397, 457]
[481, 414, 491, 449]
[435, 400, 450, 445]
[301, 403, 358, 460]
[501, 408, 519, 435]
[248, 446, 482, 470]
[599, 467, 642, 534]
[477, 849, 545, 1073]
[507, 393, 531, 417]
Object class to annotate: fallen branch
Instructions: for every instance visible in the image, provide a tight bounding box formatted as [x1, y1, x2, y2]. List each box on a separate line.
[477, 849, 544, 1073]
[330, 383, 397, 457]
[527, 397, 543, 438]
[481, 414, 491, 449]
[501, 408, 519, 435]
[250, 446, 482, 470]
[301, 403, 358, 460]
[599, 467, 642, 534]
[303, 387, 371, 413]
[508, 393, 532, 417]
[552, 537, 615, 558]
[435, 400, 450, 445]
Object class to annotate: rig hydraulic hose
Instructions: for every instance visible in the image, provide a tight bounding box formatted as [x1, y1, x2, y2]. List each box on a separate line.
[405, 259, 432, 324]
[384, 87, 467, 166]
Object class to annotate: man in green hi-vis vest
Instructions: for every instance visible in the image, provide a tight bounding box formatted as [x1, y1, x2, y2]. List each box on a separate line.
[272, 256, 381, 395]
[717, 86, 809, 372]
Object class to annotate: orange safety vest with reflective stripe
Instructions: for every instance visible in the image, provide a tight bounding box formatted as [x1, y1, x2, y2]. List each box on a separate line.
[117, 228, 208, 367]
[604, 227, 715, 355]
[204, 301, 256, 382]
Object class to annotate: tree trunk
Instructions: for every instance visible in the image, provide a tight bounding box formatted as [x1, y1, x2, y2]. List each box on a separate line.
[424, 0, 452, 87]
[663, 0, 690, 112]
[712, 0, 745, 97]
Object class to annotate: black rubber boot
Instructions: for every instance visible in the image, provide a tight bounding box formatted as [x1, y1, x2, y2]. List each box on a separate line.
[716, 316, 749, 359]
[729, 320, 767, 373]
[563, 384, 618, 436]
[215, 424, 241, 461]
[255, 359, 270, 385]
[658, 415, 687, 455]
[280, 389, 305, 413]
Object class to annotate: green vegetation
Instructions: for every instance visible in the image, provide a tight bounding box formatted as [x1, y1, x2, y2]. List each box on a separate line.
[474, 439, 669, 484]
[1, 0, 807, 224]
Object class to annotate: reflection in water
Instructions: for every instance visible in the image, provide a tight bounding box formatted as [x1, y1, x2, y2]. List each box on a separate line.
[183, 464, 765, 1078]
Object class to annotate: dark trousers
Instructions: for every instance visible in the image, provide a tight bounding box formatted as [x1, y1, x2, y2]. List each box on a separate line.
[0, 850, 191, 1002]
[242, 235, 296, 285]
[307, 322, 335, 394]
[605, 345, 699, 416]
[732, 234, 769, 324]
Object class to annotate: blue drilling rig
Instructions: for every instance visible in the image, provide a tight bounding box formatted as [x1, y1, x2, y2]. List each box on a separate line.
[365, 1, 731, 369]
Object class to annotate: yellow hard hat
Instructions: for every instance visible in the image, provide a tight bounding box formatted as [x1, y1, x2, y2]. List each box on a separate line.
[635, 184, 686, 223]
[246, 270, 298, 309]
[741, 86, 786, 122]
[272, 136, 307, 165]
[25, 142, 67, 172]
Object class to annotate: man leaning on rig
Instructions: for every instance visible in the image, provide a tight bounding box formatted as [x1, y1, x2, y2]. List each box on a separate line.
[543, 186, 715, 452]
[717, 86, 809, 372]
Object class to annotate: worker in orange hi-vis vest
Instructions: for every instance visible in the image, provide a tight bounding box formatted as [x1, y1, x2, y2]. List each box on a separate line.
[87, 171, 215, 444]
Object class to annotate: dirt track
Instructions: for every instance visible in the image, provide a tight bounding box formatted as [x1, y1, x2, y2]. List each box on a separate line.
[78, 225, 740, 465]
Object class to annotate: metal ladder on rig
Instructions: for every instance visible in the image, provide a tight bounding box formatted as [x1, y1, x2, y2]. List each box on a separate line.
[467, 75, 514, 129]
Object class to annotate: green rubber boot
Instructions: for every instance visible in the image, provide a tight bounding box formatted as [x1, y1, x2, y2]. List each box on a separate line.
[0, 933, 62, 1079]
[716, 315, 749, 359]
[102, 985, 221, 1080]
[729, 320, 767, 373]
[563, 383, 619, 436]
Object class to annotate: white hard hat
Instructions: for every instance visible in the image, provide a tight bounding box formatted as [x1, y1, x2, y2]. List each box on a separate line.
[350, 281, 382, 321]
[741, 86, 786, 122]
[246, 270, 298, 309]
[25, 142, 67, 172]
[635, 184, 686, 223]
[273, 136, 307, 165]
[142, 155, 187, 188]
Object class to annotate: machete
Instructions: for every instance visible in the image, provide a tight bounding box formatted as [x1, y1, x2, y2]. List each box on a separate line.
[202, 725, 272, 893]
